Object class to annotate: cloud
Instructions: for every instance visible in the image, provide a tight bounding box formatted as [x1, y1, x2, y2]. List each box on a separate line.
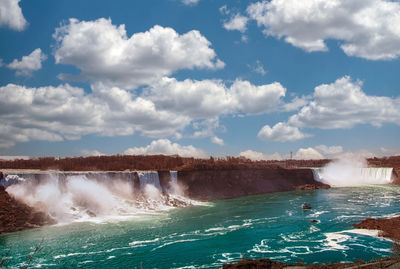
[0, 156, 30, 160]
[257, 122, 310, 142]
[0, 0, 27, 31]
[0, 74, 287, 148]
[0, 58, 3, 67]
[240, 149, 282, 161]
[0, 83, 190, 148]
[223, 13, 249, 33]
[248, 60, 267, 76]
[315, 145, 343, 156]
[247, 0, 400, 60]
[288, 76, 400, 129]
[124, 139, 207, 158]
[181, 0, 200, 6]
[282, 96, 309, 112]
[81, 149, 105, 157]
[211, 136, 224, 146]
[7, 48, 47, 76]
[147, 77, 286, 117]
[54, 18, 224, 89]
[294, 147, 324, 160]
[380, 147, 400, 156]
[230, 80, 285, 114]
[335, 149, 375, 159]
[259, 76, 400, 142]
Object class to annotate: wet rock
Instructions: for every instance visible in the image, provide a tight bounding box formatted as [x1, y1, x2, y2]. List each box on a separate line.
[296, 184, 330, 190]
[0, 186, 54, 234]
[86, 210, 97, 218]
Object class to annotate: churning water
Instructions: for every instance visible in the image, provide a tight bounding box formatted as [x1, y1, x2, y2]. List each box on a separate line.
[1, 185, 400, 268]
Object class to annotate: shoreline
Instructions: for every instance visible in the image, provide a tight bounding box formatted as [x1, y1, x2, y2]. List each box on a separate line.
[353, 215, 400, 242]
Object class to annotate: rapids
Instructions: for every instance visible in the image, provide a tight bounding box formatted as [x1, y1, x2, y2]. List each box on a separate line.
[1, 186, 399, 268]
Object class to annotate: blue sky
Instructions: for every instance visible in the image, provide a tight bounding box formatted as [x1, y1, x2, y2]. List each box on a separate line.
[0, 0, 399, 160]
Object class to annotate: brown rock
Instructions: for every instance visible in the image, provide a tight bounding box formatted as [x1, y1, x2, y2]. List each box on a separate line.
[354, 216, 400, 241]
[0, 186, 54, 234]
[178, 168, 327, 201]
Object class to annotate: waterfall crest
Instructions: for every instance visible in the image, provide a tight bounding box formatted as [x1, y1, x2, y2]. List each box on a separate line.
[312, 159, 394, 187]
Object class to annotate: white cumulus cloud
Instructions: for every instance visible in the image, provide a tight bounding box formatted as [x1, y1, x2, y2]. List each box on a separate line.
[0, 83, 190, 148]
[211, 136, 224, 146]
[240, 149, 282, 161]
[81, 149, 105, 157]
[247, 0, 400, 60]
[315, 145, 343, 156]
[223, 13, 249, 33]
[124, 139, 207, 158]
[181, 0, 200, 6]
[259, 76, 400, 142]
[7, 48, 47, 76]
[147, 77, 286, 117]
[258, 122, 310, 142]
[294, 147, 324, 160]
[0, 0, 27, 31]
[54, 18, 224, 89]
[288, 76, 400, 129]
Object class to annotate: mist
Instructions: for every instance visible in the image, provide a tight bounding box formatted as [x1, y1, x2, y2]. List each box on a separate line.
[316, 158, 393, 187]
[6, 173, 200, 224]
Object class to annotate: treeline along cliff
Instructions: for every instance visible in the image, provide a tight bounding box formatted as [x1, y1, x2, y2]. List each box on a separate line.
[0, 155, 399, 172]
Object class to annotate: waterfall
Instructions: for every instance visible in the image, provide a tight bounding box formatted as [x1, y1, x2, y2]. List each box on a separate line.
[312, 166, 394, 187]
[2, 171, 200, 224]
[170, 171, 178, 185]
[138, 171, 162, 191]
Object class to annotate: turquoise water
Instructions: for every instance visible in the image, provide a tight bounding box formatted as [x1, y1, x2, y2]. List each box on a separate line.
[1, 186, 400, 268]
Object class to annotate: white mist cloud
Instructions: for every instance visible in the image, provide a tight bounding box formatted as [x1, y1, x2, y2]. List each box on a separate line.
[124, 139, 207, 158]
[7, 48, 47, 76]
[0, 0, 27, 31]
[240, 150, 282, 161]
[247, 0, 400, 60]
[54, 18, 224, 89]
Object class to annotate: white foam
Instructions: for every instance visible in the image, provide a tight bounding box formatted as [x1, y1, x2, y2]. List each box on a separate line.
[6, 172, 203, 224]
[324, 232, 350, 250]
[313, 158, 393, 187]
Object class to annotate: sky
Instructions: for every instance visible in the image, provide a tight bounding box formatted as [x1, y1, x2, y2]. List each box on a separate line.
[0, 0, 399, 160]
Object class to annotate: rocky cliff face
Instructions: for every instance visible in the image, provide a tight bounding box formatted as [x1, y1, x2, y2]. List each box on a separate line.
[178, 168, 328, 201]
[0, 186, 54, 234]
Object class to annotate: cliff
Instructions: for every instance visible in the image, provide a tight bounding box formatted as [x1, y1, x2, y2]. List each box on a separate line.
[354, 216, 400, 242]
[0, 186, 54, 234]
[178, 167, 329, 201]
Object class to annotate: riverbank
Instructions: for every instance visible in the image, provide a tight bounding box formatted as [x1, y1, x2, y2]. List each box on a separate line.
[354, 215, 400, 242]
[0, 186, 54, 234]
[222, 257, 400, 268]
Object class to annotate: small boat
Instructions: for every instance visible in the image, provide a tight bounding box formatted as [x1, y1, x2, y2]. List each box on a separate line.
[302, 202, 312, 210]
